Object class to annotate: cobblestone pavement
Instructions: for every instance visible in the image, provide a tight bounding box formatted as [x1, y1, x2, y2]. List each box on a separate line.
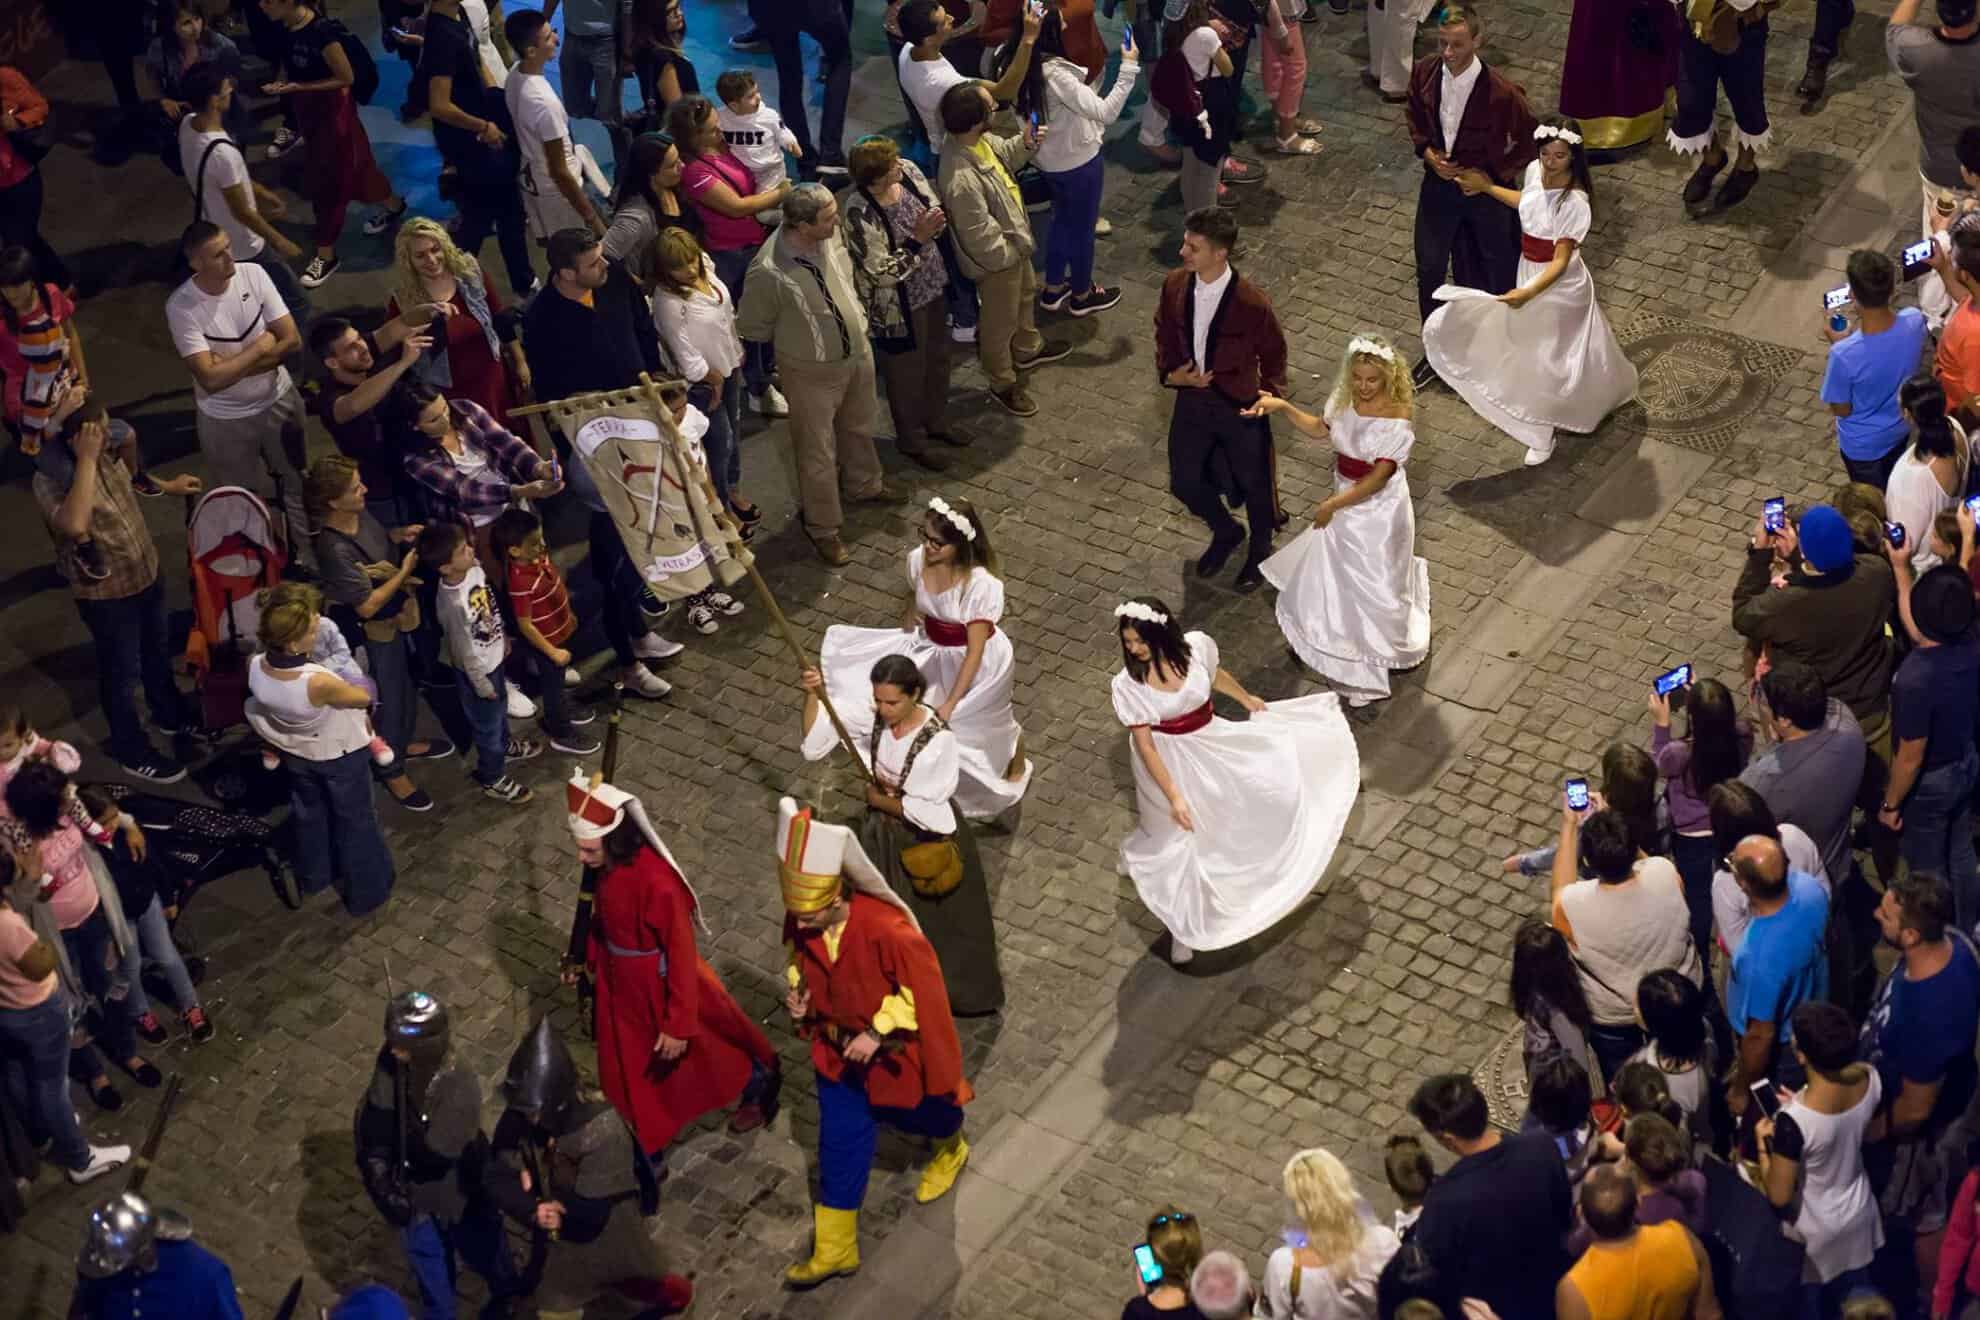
[0, 0, 1930, 1314]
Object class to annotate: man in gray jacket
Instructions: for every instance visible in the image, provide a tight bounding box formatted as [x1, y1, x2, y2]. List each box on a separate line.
[737, 182, 895, 566]
[937, 82, 1070, 417]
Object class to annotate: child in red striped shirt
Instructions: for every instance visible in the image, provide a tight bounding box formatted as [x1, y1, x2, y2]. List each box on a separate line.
[491, 507, 599, 756]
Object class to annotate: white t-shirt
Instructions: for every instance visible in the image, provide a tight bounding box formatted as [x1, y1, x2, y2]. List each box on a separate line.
[1182, 25, 1222, 79]
[505, 68, 588, 238]
[178, 119, 264, 261]
[462, 0, 508, 86]
[898, 45, 969, 156]
[716, 100, 799, 192]
[165, 262, 293, 420]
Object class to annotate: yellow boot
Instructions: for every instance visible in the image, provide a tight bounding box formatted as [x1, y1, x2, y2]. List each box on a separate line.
[915, 1133, 970, 1203]
[784, 1205, 860, 1288]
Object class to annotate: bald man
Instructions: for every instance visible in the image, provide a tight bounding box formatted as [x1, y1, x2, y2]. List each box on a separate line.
[1558, 1165, 1721, 1320]
[1726, 835, 1830, 1114]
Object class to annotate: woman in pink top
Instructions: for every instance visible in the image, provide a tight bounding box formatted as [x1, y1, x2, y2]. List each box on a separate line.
[2, 760, 159, 1111]
[666, 95, 793, 417]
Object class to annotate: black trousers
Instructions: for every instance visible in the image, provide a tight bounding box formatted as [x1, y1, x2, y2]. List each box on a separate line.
[1808, 0, 1855, 61]
[0, 170, 70, 291]
[748, 0, 852, 165]
[1168, 388, 1277, 562]
[1413, 169, 1520, 324]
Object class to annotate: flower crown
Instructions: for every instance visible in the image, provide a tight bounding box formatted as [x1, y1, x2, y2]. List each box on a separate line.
[1534, 125, 1582, 145]
[1115, 601, 1169, 625]
[927, 496, 976, 541]
[1347, 336, 1395, 363]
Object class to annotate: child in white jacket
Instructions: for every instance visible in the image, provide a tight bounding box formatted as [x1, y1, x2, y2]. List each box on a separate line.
[715, 69, 802, 194]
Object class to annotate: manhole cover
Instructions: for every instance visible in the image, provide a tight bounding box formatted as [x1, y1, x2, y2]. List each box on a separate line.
[1606, 314, 1802, 455]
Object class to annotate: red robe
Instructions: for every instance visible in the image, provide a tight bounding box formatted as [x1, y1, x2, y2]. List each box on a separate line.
[587, 846, 774, 1153]
[784, 894, 974, 1112]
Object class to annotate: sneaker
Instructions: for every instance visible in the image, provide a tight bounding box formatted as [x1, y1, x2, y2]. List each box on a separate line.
[1093, 216, 1113, 237]
[637, 585, 670, 618]
[74, 540, 112, 582]
[729, 25, 769, 50]
[404, 739, 455, 761]
[1068, 286, 1122, 317]
[482, 775, 534, 804]
[563, 666, 583, 686]
[68, 1144, 132, 1185]
[550, 730, 603, 755]
[267, 127, 305, 159]
[1217, 183, 1239, 208]
[624, 665, 674, 698]
[183, 1005, 215, 1044]
[388, 784, 435, 812]
[1221, 156, 1266, 185]
[299, 255, 340, 288]
[504, 737, 542, 761]
[362, 203, 407, 236]
[134, 1012, 167, 1045]
[633, 632, 684, 661]
[505, 687, 538, 720]
[751, 384, 790, 417]
[992, 387, 1039, 418]
[119, 754, 186, 785]
[703, 589, 745, 616]
[565, 709, 597, 726]
[1013, 340, 1074, 370]
[369, 736, 396, 767]
[130, 472, 164, 498]
[950, 321, 977, 345]
[1038, 284, 1072, 313]
[686, 600, 719, 635]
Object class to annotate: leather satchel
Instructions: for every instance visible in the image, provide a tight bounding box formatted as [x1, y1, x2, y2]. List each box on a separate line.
[872, 712, 965, 897]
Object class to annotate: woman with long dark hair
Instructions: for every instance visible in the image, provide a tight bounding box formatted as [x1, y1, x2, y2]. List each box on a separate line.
[797, 654, 1005, 1015]
[603, 131, 701, 289]
[1627, 968, 1719, 1154]
[1510, 918, 1594, 1086]
[1885, 375, 1969, 572]
[1505, 742, 1667, 878]
[1110, 596, 1359, 965]
[1424, 114, 1637, 467]
[1650, 675, 1750, 966]
[1147, 0, 1237, 217]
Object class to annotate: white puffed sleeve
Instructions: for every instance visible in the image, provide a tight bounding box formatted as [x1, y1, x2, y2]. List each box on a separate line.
[897, 726, 960, 834]
[1360, 418, 1417, 466]
[1554, 189, 1592, 245]
[801, 700, 863, 764]
[958, 569, 1006, 626]
[905, 544, 925, 592]
[1186, 630, 1220, 678]
[1111, 670, 1156, 727]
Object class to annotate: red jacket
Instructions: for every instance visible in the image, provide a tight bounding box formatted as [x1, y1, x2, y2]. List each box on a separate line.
[1153, 267, 1287, 408]
[0, 68, 47, 191]
[1405, 56, 1539, 186]
[786, 894, 972, 1111]
[1935, 1169, 1980, 1318]
[982, 0, 1105, 82]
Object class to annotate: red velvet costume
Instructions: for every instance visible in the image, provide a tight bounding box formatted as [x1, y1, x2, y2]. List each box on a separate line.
[784, 894, 973, 1113]
[588, 845, 777, 1154]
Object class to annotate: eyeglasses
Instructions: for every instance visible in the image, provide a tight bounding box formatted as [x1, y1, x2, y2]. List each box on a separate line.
[1150, 1212, 1195, 1229]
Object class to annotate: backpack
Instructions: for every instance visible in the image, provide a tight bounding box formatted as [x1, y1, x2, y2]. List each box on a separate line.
[321, 17, 381, 105]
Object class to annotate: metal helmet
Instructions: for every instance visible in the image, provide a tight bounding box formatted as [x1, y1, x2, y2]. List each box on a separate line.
[503, 1016, 580, 1134]
[77, 1191, 157, 1280]
[384, 990, 450, 1055]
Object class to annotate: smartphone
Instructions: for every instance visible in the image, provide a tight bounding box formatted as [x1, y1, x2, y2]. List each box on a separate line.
[1122, 24, 1137, 55]
[1654, 663, 1692, 698]
[1967, 494, 1980, 517]
[1901, 238, 1935, 282]
[1763, 496, 1786, 535]
[1886, 521, 1907, 549]
[1565, 777, 1591, 813]
[1749, 1079, 1781, 1121]
[1029, 110, 1040, 134]
[1822, 285, 1852, 313]
[1133, 1243, 1163, 1287]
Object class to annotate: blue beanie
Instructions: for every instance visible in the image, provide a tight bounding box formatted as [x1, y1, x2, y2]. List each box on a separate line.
[328, 1286, 412, 1320]
[1797, 505, 1854, 574]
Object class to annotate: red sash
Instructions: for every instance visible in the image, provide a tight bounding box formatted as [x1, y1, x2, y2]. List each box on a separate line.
[1335, 454, 1375, 480]
[923, 617, 993, 646]
[1520, 232, 1558, 262]
[1154, 701, 1214, 735]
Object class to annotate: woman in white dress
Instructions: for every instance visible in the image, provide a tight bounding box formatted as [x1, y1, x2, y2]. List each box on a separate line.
[816, 497, 1032, 822]
[799, 656, 1005, 1015]
[1111, 598, 1359, 965]
[1883, 376, 1968, 572]
[1422, 116, 1639, 467]
[1253, 334, 1430, 707]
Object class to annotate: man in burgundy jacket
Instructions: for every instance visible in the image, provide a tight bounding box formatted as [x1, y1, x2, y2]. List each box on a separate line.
[1405, 6, 1539, 388]
[1154, 207, 1288, 591]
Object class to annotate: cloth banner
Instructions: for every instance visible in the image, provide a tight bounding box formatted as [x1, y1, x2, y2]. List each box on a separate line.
[547, 386, 750, 601]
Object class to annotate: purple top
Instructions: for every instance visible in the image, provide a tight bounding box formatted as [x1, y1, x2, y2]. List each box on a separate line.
[1651, 724, 1753, 835]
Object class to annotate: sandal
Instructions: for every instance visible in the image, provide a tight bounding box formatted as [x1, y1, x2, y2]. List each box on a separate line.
[1291, 115, 1324, 135]
[1268, 135, 1323, 156]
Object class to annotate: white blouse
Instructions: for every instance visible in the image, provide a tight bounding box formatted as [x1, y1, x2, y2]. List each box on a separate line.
[909, 546, 1006, 625]
[801, 706, 961, 834]
[1111, 631, 1219, 728]
[652, 256, 744, 383]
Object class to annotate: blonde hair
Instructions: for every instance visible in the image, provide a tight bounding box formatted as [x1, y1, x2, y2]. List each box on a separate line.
[849, 135, 901, 188]
[1323, 332, 1412, 420]
[303, 454, 360, 520]
[652, 228, 707, 297]
[394, 217, 482, 318]
[257, 581, 324, 653]
[1282, 1148, 1367, 1267]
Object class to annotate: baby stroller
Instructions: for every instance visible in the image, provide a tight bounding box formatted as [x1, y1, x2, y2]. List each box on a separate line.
[182, 486, 287, 734]
[89, 784, 302, 911]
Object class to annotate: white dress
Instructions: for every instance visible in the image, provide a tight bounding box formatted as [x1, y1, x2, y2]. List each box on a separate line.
[817, 547, 1032, 821]
[1422, 162, 1638, 462]
[1883, 445, 1961, 573]
[1778, 1070, 1884, 1283]
[1259, 409, 1431, 704]
[1111, 632, 1360, 952]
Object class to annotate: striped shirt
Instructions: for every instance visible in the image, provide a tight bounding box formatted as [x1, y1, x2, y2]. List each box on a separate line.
[508, 556, 576, 647]
[0, 283, 72, 433]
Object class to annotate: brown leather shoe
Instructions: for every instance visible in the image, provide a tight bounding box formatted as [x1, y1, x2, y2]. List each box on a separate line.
[851, 482, 901, 504]
[901, 447, 952, 472]
[810, 532, 852, 566]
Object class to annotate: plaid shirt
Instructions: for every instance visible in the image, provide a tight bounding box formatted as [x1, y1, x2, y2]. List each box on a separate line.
[32, 456, 160, 602]
[400, 398, 548, 527]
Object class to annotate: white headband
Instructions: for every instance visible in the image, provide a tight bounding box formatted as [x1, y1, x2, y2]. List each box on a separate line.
[1347, 336, 1395, 363]
[1115, 601, 1169, 625]
[927, 496, 976, 541]
[1534, 125, 1583, 145]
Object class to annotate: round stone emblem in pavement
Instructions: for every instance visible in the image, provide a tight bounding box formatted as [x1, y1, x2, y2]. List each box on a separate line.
[1607, 314, 1802, 455]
